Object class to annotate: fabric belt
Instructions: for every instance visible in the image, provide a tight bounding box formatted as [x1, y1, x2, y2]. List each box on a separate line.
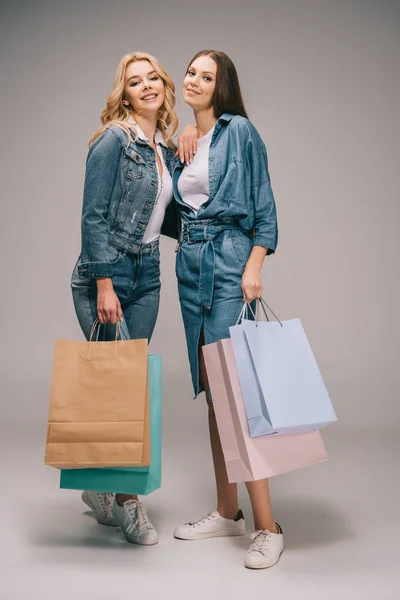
[179, 218, 250, 309]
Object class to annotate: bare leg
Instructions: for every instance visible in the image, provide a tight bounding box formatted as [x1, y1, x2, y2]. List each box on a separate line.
[199, 335, 277, 532]
[199, 337, 239, 519]
[116, 494, 138, 505]
[245, 479, 278, 532]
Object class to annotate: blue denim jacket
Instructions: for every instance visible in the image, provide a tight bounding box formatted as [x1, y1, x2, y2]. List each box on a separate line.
[77, 125, 177, 279]
[172, 113, 278, 254]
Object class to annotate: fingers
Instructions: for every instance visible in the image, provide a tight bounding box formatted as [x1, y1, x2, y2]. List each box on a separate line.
[242, 284, 263, 303]
[184, 138, 190, 165]
[177, 134, 197, 164]
[117, 301, 123, 322]
[97, 298, 121, 325]
[178, 137, 185, 163]
[97, 306, 106, 325]
[186, 138, 194, 164]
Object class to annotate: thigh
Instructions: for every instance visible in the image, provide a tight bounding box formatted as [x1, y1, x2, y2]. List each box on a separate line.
[71, 262, 98, 340]
[122, 251, 161, 342]
[71, 255, 137, 342]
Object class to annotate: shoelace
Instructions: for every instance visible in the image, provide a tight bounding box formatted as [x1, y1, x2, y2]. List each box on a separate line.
[137, 502, 153, 530]
[125, 501, 153, 531]
[96, 492, 114, 518]
[249, 531, 272, 555]
[104, 493, 115, 517]
[188, 513, 214, 528]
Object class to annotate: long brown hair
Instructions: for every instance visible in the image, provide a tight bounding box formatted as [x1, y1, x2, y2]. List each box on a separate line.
[185, 50, 248, 119]
[90, 52, 178, 147]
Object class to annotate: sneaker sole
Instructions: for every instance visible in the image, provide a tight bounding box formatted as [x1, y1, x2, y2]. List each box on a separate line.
[82, 495, 118, 527]
[116, 523, 159, 546]
[244, 546, 284, 569]
[120, 532, 159, 546]
[174, 528, 246, 541]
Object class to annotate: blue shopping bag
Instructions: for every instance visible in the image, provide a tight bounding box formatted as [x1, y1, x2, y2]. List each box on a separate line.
[230, 300, 337, 437]
[60, 354, 162, 495]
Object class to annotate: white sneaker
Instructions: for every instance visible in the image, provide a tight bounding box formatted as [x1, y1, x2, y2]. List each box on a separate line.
[174, 509, 246, 540]
[81, 491, 118, 526]
[112, 498, 158, 546]
[244, 523, 284, 569]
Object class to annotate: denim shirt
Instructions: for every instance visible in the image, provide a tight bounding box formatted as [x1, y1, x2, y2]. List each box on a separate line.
[77, 125, 177, 279]
[172, 113, 278, 254]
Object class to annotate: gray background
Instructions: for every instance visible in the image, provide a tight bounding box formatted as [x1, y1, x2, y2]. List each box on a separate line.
[0, 1, 399, 598]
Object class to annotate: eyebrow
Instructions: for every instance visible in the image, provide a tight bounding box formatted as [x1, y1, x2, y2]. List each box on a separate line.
[188, 68, 216, 76]
[127, 70, 157, 82]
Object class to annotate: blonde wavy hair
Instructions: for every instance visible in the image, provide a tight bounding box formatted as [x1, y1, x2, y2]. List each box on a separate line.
[90, 52, 178, 148]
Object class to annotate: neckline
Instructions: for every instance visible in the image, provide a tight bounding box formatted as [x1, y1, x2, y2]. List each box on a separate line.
[197, 125, 215, 145]
[127, 117, 167, 147]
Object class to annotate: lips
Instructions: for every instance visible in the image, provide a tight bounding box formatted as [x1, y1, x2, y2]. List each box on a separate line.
[186, 88, 200, 95]
[141, 93, 158, 101]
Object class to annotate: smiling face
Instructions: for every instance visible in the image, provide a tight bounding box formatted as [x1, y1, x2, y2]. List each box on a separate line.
[183, 55, 217, 111]
[123, 59, 165, 115]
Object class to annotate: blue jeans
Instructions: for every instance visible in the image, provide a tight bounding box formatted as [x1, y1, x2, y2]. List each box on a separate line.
[71, 239, 161, 342]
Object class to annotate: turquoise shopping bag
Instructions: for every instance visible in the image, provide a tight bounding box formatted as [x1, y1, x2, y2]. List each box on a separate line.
[60, 354, 162, 495]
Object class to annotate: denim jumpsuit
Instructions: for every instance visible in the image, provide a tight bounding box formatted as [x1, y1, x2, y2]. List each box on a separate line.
[172, 113, 278, 398]
[71, 124, 178, 342]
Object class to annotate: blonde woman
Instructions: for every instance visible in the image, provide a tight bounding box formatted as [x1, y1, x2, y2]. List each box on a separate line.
[71, 52, 194, 545]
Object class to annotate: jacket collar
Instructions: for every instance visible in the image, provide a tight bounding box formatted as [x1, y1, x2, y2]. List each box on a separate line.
[127, 116, 168, 148]
[218, 113, 235, 123]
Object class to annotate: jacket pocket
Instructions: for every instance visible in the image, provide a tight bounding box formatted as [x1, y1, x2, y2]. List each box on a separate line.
[228, 231, 251, 268]
[124, 148, 146, 180]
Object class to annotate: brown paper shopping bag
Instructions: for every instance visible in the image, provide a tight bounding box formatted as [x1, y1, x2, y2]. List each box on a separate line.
[45, 321, 150, 469]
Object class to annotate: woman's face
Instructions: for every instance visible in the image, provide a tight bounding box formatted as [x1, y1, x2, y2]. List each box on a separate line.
[123, 60, 165, 115]
[183, 55, 217, 110]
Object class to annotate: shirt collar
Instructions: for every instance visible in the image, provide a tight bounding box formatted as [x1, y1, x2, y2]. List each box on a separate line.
[218, 113, 235, 123]
[127, 116, 168, 147]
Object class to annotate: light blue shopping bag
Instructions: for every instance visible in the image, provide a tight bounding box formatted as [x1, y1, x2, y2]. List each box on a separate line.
[230, 300, 337, 437]
[59, 354, 162, 495]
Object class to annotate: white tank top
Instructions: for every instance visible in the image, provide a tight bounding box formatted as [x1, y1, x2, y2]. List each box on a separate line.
[177, 126, 215, 213]
[128, 119, 173, 244]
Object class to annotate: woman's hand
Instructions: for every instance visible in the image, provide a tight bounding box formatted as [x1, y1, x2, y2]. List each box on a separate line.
[241, 245, 268, 302]
[96, 278, 123, 324]
[175, 124, 198, 165]
[241, 266, 263, 303]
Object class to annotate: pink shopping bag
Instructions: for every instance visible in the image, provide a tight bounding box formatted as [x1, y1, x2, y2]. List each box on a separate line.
[202, 338, 328, 483]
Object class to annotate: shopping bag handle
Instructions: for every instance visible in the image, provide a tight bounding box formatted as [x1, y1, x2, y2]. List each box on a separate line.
[89, 319, 122, 342]
[236, 299, 283, 327]
[236, 301, 256, 324]
[256, 298, 283, 327]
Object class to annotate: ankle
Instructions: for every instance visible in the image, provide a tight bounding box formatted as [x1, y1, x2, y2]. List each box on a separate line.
[218, 506, 240, 520]
[116, 494, 138, 506]
[255, 522, 279, 534]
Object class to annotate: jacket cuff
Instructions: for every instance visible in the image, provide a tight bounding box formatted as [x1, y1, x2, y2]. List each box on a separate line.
[77, 261, 115, 278]
[252, 235, 277, 254]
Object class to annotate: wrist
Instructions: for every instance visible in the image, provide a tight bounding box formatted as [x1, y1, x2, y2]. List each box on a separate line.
[244, 261, 261, 274]
[96, 277, 113, 290]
